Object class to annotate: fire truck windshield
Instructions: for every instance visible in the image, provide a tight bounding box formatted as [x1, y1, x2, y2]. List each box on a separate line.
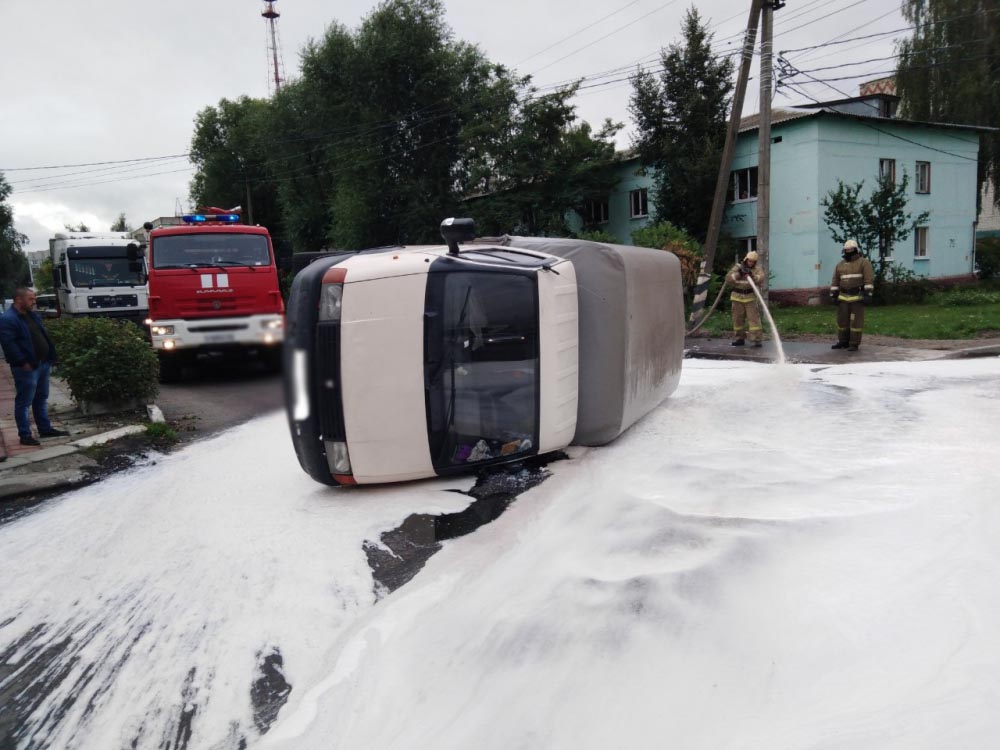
[152, 233, 271, 269]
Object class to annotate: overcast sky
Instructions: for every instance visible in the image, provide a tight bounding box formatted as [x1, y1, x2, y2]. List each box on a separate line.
[1, 0, 906, 255]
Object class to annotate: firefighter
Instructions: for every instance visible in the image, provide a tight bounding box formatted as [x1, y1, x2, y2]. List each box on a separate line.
[830, 239, 875, 351]
[727, 250, 765, 347]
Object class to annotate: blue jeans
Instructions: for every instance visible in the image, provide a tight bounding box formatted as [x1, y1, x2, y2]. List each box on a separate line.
[12, 361, 54, 437]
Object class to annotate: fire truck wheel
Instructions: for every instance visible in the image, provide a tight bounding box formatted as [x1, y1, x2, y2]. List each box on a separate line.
[158, 357, 182, 383]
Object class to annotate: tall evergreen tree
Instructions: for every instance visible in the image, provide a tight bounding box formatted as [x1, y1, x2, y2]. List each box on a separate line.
[629, 6, 734, 241]
[896, 0, 1000, 202]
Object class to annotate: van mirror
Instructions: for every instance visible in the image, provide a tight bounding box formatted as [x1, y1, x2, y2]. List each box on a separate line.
[127, 243, 139, 262]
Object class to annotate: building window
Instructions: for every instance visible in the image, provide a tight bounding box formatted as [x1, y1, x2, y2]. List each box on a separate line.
[916, 161, 931, 193]
[726, 167, 758, 202]
[879, 158, 896, 185]
[740, 237, 758, 257]
[584, 198, 609, 224]
[878, 231, 894, 259]
[629, 189, 649, 218]
[914, 226, 929, 258]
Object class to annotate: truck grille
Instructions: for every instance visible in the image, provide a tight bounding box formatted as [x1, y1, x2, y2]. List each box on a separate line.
[88, 294, 139, 308]
[316, 322, 345, 440]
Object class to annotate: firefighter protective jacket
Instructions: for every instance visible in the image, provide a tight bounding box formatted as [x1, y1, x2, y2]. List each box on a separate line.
[728, 264, 765, 303]
[830, 252, 875, 302]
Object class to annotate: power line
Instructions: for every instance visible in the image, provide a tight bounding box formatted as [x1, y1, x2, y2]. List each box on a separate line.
[1, 154, 189, 172]
[514, 0, 642, 67]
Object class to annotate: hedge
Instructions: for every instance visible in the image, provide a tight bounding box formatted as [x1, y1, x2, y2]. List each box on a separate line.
[45, 318, 159, 405]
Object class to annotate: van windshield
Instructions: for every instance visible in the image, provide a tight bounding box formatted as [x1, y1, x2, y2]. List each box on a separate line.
[152, 233, 271, 269]
[424, 271, 538, 470]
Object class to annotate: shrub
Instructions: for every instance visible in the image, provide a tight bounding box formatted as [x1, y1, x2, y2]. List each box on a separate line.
[878, 262, 936, 305]
[976, 237, 1000, 280]
[47, 318, 159, 405]
[930, 287, 1000, 307]
[575, 229, 620, 244]
[631, 221, 701, 255]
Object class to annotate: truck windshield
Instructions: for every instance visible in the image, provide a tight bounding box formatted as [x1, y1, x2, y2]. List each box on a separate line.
[68, 256, 143, 288]
[152, 233, 271, 269]
[424, 271, 538, 470]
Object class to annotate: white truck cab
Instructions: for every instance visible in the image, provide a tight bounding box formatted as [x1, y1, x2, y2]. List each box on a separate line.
[284, 220, 684, 486]
[48, 232, 148, 324]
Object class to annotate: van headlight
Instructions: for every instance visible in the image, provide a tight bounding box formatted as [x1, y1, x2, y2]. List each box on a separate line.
[318, 284, 343, 322]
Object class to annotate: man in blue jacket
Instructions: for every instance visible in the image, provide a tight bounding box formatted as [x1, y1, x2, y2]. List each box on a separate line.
[0, 288, 70, 446]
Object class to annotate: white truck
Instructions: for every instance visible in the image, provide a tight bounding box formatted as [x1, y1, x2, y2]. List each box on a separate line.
[283, 219, 685, 486]
[49, 231, 148, 324]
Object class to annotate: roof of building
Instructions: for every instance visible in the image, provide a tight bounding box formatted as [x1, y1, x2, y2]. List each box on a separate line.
[738, 107, 996, 135]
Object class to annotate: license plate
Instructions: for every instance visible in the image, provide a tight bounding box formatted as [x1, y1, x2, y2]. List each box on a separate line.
[204, 333, 235, 343]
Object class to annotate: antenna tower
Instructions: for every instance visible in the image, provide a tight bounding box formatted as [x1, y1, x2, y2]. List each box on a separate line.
[261, 0, 286, 95]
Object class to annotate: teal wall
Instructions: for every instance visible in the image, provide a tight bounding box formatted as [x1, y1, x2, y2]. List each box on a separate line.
[567, 157, 653, 243]
[723, 115, 980, 291]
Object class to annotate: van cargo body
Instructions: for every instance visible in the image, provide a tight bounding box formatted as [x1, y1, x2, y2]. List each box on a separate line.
[284, 238, 684, 486]
[145, 222, 285, 378]
[48, 232, 148, 324]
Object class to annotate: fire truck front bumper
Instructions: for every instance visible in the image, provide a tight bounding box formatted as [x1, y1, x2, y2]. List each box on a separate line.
[149, 314, 284, 352]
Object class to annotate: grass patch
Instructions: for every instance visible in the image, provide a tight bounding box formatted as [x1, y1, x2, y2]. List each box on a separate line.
[145, 422, 179, 446]
[696, 287, 1000, 340]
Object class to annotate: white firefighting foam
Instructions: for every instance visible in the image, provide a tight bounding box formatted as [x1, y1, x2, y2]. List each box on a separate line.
[2, 357, 1000, 749]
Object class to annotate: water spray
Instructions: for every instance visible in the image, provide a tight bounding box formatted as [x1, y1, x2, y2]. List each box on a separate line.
[686, 275, 787, 365]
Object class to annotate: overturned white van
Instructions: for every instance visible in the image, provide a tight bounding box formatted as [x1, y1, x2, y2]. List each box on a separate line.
[283, 220, 684, 485]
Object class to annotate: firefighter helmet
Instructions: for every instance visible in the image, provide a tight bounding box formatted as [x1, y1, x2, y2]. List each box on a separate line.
[744, 250, 759, 264]
[843, 239, 859, 251]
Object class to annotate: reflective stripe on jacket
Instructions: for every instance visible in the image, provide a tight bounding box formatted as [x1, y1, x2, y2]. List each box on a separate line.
[830, 254, 874, 301]
[728, 264, 764, 301]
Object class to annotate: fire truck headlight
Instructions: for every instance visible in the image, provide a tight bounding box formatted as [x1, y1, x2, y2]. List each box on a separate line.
[318, 284, 343, 322]
[163, 339, 176, 350]
[151, 325, 174, 336]
[261, 318, 284, 330]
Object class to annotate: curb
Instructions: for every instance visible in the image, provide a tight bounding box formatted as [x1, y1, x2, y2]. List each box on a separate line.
[0, 425, 147, 472]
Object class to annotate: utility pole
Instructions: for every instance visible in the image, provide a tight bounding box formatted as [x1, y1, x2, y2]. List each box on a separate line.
[757, 1, 775, 298]
[689, 0, 763, 323]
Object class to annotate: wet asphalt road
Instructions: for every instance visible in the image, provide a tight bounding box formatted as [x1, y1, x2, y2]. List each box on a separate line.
[154, 359, 285, 442]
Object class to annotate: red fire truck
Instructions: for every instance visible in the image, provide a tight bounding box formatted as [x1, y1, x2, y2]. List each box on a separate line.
[143, 209, 285, 381]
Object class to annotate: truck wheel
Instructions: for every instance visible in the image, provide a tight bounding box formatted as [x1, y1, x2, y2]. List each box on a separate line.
[159, 357, 182, 383]
[264, 349, 283, 373]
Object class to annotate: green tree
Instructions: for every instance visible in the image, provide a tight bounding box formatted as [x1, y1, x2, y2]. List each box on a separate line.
[110, 212, 132, 232]
[0, 172, 30, 299]
[187, 0, 619, 252]
[64, 222, 90, 232]
[629, 6, 734, 240]
[34, 257, 55, 294]
[821, 173, 930, 296]
[189, 96, 282, 236]
[896, 0, 1000, 204]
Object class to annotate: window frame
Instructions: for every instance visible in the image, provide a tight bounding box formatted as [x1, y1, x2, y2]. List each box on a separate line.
[727, 167, 759, 203]
[629, 188, 649, 219]
[585, 198, 610, 224]
[914, 226, 929, 258]
[916, 161, 931, 194]
[879, 158, 896, 185]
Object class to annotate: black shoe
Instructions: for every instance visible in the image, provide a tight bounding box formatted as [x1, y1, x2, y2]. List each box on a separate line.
[0, 456, 6, 463]
[20, 436, 40, 446]
[752, 341, 763, 348]
[831, 342, 848, 350]
[848, 345, 859, 352]
[39, 428, 70, 438]
[731, 339, 745, 347]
